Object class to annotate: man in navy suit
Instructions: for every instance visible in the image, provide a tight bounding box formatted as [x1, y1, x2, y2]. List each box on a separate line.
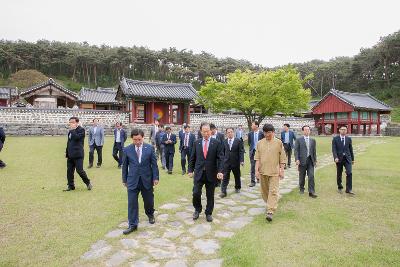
[188, 123, 224, 222]
[113, 122, 127, 169]
[220, 127, 245, 198]
[280, 123, 296, 169]
[248, 121, 264, 187]
[179, 125, 195, 175]
[0, 126, 6, 168]
[64, 117, 92, 191]
[332, 125, 355, 195]
[210, 123, 225, 143]
[162, 126, 177, 174]
[122, 128, 159, 234]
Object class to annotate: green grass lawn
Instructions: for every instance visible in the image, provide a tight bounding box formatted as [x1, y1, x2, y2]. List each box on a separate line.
[0, 136, 399, 266]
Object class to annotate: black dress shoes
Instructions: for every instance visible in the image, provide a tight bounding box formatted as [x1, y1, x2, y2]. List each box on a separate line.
[235, 189, 240, 193]
[88, 164, 93, 168]
[182, 170, 186, 175]
[338, 189, 343, 194]
[96, 164, 101, 168]
[309, 193, 318, 198]
[193, 211, 200, 220]
[346, 191, 355, 195]
[123, 226, 137, 235]
[206, 215, 213, 222]
[87, 183, 93, 190]
[266, 213, 273, 222]
[219, 192, 227, 198]
[148, 215, 155, 224]
[249, 182, 256, 187]
[63, 187, 75, 192]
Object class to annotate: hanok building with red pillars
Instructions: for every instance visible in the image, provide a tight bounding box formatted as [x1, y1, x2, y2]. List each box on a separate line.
[116, 78, 198, 124]
[312, 89, 392, 135]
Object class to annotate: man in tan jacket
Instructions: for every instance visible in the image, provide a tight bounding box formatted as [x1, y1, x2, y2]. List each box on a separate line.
[255, 123, 286, 222]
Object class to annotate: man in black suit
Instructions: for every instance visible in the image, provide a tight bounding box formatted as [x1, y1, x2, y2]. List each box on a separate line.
[64, 117, 92, 191]
[179, 125, 195, 175]
[113, 122, 128, 169]
[0, 126, 6, 168]
[188, 123, 224, 222]
[248, 121, 264, 187]
[220, 127, 244, 198]
[162, 126, 177, 174]
[210, 123, 225, 143]
[294, 125, 318, 198]
[332, 125, 355, 195]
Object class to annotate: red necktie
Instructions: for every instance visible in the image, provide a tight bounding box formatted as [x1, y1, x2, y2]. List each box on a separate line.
[203, 139, 208, 158]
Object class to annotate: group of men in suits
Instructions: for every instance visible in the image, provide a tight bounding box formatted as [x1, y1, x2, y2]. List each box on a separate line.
[0, 126, 6, 168]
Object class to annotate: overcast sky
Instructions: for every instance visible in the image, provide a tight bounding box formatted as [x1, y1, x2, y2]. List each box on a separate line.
[1, 0, 399, 67]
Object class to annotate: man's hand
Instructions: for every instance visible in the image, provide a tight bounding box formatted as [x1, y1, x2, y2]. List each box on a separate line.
[255, 170, 260, 179]
[296, 160, 300, 166]
[334, 158, 339, 163]
[279, 169, 285, 180]
[153, 180, 159, 186]
[123, 182, 127, 187]
[217, 173, 223, 180]
[352, 161, 355, 165]
[314, 161, 317, 167]
[188, 172, 193, 178]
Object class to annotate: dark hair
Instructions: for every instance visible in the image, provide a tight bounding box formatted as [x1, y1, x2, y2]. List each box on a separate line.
[165, 126, 171, 131]
[184, 125, 190, 129]
[200, 123, 210, 130]
[116, 122, 122, 126]
[200, 121, 207, 130]
[226, 127, 234, 132]
[159, 124, 164, 129]
[302, 125, 310, 131]
[69, 116, 79, 123]
[130, 128, 144, 137]
[252, 121, 260, 127]
[262, 123, 275, 133]
[284, 123, 290, 128]
[210, 123, 216, 130]
[339, 125, 347, 129]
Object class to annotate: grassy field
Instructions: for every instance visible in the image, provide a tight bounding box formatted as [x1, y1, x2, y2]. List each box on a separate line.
[0, 136, 399, 266]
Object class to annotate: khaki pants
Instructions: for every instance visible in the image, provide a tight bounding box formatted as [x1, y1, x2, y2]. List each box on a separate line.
[260, 175, 280, 214]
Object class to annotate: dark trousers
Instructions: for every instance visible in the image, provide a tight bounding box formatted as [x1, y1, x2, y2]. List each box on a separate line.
[112, 142, 123, 166]
[193, 171, 216, 215]
[221, 163, 241, 192]
[180, 147, 190, 172]
[67, 157, 90, 189]
[157, 145, 166, 168]
[89, 144, 103, 166]
[299, 156, 315, 193]
[127, 178, 154, 227]
[0, 159, 5, 167]
[336, 159, 352, 192]
[283, 144, 292, 167]
[250, 149, 256, 183]
[165, 152, 174, 171]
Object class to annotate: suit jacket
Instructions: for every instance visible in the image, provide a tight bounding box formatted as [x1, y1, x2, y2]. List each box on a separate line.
[66, 126, 86, 159]
[114, 128, 127, 147]
[162, 133, 177, 154]
[224, 138, 244, 167]
[235, 129, 244, 140]
[122, 143, 159, 190]
[88, 126, 105, 146]
[212, 132, 225, 143]
[280, 130, 296, 148]
[332, 135, 354, 163]
[188, 138, 224, 182]
[149, 125, 158, 143]
[155, 131, 165, 148]
[178, 129, 185, 142]
[0, 127, 5, 152]
[294, 136, 317, 166]
[179, 132, 196, 153]
[248, 131, 264, 151]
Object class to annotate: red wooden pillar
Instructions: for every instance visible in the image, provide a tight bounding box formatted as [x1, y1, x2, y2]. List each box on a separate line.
[357, 111, 361, 135]
[368, 111, 372, 134]
[131, 98, 136, 123]
[347, 112, 352, 134]
[377, 111, 381, 135]
[333, 113, 338, 134]
[151, 101, 155, 124]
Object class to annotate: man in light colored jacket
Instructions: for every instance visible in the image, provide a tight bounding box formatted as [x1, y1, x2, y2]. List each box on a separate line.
[88, 118, 105, 168]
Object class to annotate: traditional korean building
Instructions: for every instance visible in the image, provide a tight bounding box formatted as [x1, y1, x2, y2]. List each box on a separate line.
[19, 78, 78, 108]
[116, 78, 198, 124]
[312, 89, 391, 135]
[0, 87, 18, 106]
[78, 87, 123, 110]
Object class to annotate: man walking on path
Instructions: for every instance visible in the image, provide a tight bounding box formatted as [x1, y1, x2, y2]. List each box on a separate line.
[280, 123, 296, 169]
[88, 118, 104, 168]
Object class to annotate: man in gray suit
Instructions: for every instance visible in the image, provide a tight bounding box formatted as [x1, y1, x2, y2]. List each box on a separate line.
[294, 125, 317, 198]
[88, 118, 105, 168]
[149, 119, 159, 147]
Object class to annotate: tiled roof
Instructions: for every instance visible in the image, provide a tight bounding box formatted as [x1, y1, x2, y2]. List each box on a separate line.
[20, 78, 78, 99]
[0, 87, 17, 99]
[313, 89, 391, 111]
[78, 87, 119, 104]
[119, 77, 198, 101]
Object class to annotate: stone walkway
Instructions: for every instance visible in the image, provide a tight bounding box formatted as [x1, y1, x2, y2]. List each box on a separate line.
[76, 139, 384, 267]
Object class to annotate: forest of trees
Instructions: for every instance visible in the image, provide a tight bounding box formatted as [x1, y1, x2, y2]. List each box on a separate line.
[0, 30, 399, 104]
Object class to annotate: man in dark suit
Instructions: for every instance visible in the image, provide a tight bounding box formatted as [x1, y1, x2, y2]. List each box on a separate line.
[64, 117, 92, 191]
[113, 122, 127, 169]
[162, 126, 177, 174]
[178, 123, 187, 143]
[210, 123, 225, 143]
[179, 125, 195, 175]
[155, 125, 166, 169]
[122, 128, 159, 234]
[294, 125, 317, 198]
[332, 125, 355, 195]
[281, 123, 296, 169]
[248, 121, 264, 187]
[220, 127, 244, 198]
[0, 126, 6, 168]
[88, 118, 105, 168]
[188, 123, 224, 222]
